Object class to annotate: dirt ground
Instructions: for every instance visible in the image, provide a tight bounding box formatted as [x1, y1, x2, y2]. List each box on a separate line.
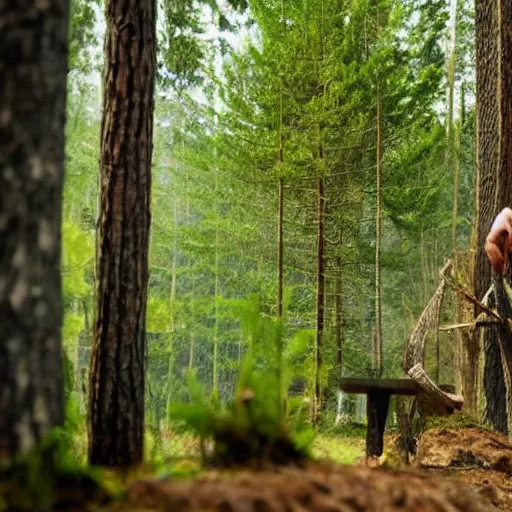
[111, 462, 499, 512]
[43, 427, 512, 511]
[415, 427, 512, 510]
[96, 427, 512, 512]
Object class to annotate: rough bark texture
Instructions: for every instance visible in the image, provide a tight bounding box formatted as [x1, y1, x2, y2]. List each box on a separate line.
[459, 252, 481, 415]
[497, 1, 512, 210]
[373, 83, 383, 378]
[474, 0, 512, 434]
[493, 277, 512, 433]
[335, 256, 343, 388]
[0, 0, 69, 461]
[88, 0, 156, 467]
[277, 89, 284, 319]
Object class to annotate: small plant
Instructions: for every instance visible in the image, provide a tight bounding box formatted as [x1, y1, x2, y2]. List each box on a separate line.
[170, 308, 315, 469]
[171, 366, 314, 469]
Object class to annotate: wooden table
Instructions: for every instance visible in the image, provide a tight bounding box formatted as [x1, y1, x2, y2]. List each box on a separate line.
[340, 378, 455, 457]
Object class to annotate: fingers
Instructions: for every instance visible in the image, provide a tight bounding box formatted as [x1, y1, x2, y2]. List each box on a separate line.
[485, 239, 506, 274]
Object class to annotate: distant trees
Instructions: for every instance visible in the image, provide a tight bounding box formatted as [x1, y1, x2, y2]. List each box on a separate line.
[0, 0, 70, 459]
[213, 0, 452, 416]
[88, 0, 157, 466]
[59, 0, 478, 442]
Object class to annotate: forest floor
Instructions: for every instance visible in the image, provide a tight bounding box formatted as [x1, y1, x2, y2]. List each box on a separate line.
[42, 424, 512, 512]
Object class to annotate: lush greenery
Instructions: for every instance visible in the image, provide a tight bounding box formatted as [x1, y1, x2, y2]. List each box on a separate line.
[62, 0, 476, 453]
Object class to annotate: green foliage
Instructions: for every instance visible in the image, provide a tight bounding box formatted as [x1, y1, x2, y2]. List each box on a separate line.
[171, 365, 314, 468]
[62, 220, 94, 300]
[68, 0, 100, 74]
[425, 412, 490, 432]
[0, 427, 107, 512]
[318, 421, 367, 439]
[169, 309, 315, 467]
[147, 297, 175, 333]
[62, 0, 475, 447]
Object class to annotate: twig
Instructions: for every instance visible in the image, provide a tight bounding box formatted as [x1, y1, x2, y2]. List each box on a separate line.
[438, 323, 474, 331]
[439, 319, 503, 331]
[440, 262, 507, 325]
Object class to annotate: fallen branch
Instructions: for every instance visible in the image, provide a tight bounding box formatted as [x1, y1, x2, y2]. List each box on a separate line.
[439, 319, 504, 331]
[438, 323, 474, 331]
[439, 263, 509, 327]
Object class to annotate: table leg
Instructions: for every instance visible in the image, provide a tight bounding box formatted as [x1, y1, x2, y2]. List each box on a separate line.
[366, 391, 390, 457]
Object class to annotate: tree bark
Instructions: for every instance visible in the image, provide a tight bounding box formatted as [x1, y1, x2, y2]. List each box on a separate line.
[447, 5, 462, 395]
[335, 255, 344, 387]
[213, 185, 220, 399]
[165, 196, 178, 428]
[277, 88, 284, 319]
[313, 172, 325, 425]
[474, 0, 511, 434]
[188, 274, 196, 370]
[0, 0, 70, 461]
[88, 0, 156, 467]
[373, 80, 383, 378]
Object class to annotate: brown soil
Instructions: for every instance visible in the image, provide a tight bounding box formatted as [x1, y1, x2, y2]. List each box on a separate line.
[414, 427, 512, 510]
[417, 427, 512, 472]
[108, 461, 498, 512]
[37, 427, 512, 511]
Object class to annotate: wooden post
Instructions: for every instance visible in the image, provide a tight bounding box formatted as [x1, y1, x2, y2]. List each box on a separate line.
[366, 392, 391, 457]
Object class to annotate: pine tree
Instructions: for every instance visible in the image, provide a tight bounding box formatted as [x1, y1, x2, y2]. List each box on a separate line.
[88, 0, 157, 466]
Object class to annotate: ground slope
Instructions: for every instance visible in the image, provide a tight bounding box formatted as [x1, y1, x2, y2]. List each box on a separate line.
[111, 461, 498, 512]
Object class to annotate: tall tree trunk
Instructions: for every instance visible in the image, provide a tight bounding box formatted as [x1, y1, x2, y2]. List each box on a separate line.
[277, 178, 284, 318]
[373, 81, 383, 378]
[313, 167, 325, 425]
[213, 178, 220, 399]
[188, 274, 196, 370]
[0, 0, 70, 461]
[88, 0, 156, 466]
[456, 83, 479, 415]
[165, 196, 178, 427]
[420, 231, 428, 306]
[474, 0, 510, 434]
[277, 89, 284, 319]
[185, 135, 195, 372]
[447, 8, 463, 395]
[335, 255, 344, 387]
[313, 5, 327, 425]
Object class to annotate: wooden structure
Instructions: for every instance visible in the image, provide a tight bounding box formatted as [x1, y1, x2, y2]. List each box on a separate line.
[401, 260, 463, 416]
[341, 260, 465, 458]
[340, 378, 457, 457]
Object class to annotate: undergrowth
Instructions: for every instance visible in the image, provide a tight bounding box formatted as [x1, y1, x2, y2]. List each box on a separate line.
[0, 429, 110, 512]
[424, 411, 491, 432]
[170, 307, 316, 469]
[0, 391, 115, 511]
[170, 362, 315, 469]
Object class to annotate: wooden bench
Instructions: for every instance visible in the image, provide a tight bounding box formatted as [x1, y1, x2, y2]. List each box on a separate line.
[340, 378, 455, 458]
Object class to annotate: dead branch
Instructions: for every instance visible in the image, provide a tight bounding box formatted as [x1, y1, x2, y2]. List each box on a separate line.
[440, 262, 509, 326]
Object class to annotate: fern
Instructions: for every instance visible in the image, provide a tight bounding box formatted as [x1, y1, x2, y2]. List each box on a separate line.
[169, 309, 315, 468]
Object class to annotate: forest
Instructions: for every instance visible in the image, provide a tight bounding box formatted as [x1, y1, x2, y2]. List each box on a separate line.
[2, 0, 512, 510]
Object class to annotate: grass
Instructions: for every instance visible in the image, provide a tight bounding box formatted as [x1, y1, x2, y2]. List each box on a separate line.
[312, 434, 365, 464]
[66, 423, 366, 475]
[146, 428, 366, 469]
